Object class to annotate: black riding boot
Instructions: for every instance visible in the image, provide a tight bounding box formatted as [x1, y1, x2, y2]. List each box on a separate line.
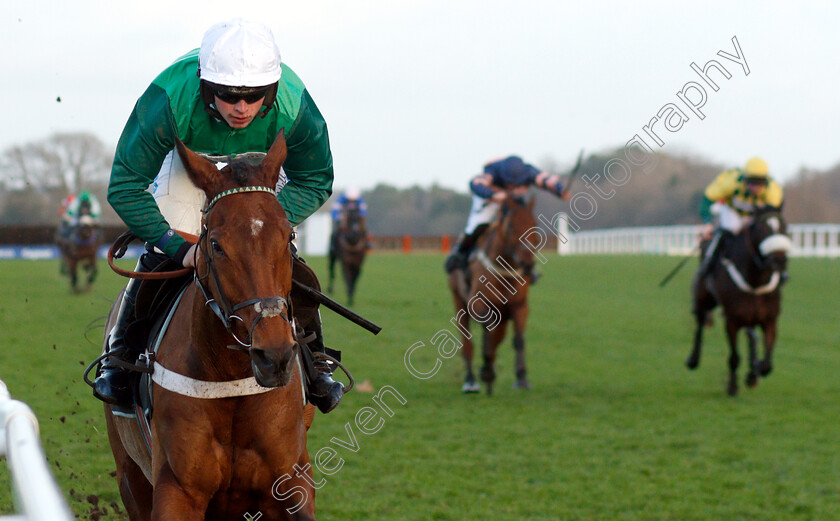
[698, 229, 731, 278]
[93, 253, 160, 405]
[305, 313, 345, 414]
[522, 264, 541, 285]
[444, 224, 488, 273]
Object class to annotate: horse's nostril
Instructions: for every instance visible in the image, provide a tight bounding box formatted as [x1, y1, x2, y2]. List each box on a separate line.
[250, 349, 270, 370]
[251, 348, 290, 369]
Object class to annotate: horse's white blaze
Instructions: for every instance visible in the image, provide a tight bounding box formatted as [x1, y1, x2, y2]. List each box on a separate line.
[767, 216, 780, 233]
[251, 219, 264, 237]
[253, 299, 286, 318]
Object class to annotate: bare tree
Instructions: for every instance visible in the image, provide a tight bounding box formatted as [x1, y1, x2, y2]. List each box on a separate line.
[0, 132, 111, 194]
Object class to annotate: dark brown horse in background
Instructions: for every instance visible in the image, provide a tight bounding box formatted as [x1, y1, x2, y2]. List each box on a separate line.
[447, 196, 537, 395]
[327, 206, 367, 306]
[57, 215, 102, 292]
[104, 131, 318, 520]
[687, 209, 792, 396]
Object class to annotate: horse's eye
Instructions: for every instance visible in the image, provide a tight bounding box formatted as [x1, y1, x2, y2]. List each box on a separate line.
[210, 239, 225, 255]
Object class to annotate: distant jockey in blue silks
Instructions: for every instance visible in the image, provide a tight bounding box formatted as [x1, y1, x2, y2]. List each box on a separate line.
[330, 187, 368, 254]
[444, 155, 569, 273]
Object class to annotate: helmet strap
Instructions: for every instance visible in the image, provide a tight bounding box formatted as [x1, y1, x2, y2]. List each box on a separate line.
[258, 82, 278, 118]
[199, 80, 224, 121]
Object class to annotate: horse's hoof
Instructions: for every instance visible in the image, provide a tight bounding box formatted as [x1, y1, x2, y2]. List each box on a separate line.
[758, 361, 773, 377]
[461, 381, 480, 393]
[746, 372, 759, 388]
[685, 357, 699, 370]
[727, 383, 738, 396]
[512, 379, 531, 390]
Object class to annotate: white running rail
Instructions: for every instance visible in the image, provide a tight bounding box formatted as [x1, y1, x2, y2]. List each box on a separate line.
[554, 218, 840, 258]
[0, 379, 74, 521]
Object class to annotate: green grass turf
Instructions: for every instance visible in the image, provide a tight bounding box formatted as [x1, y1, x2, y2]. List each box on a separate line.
[0, 253, 838, 520]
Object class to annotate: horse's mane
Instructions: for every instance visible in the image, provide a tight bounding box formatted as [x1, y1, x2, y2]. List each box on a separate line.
[229, 161, 252, 186]
[199, 152, 268, 187]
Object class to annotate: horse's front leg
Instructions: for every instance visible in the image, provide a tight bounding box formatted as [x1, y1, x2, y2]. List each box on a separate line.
[480, 321, 507, 396]
[688, 275, 716, 370]
[70, 262, 79, 293]
[88, 257, 98, 286]
[326, 252, 336, 294]
[343, 262, 357, 306]
[511, 305, 530, 390]
[258, 455, 317, 521]
[152, 464, 214, 521]
[745, 327, 759, 388]
[725, 318, 741, 396]
[686, 309, 707, 370]
[456, 306, 478, 393]
[757, 321, 777, 377]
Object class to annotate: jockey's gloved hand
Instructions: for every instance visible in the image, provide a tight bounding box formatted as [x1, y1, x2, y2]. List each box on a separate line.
[180, 244, 200, 269]
[490, 191, 507, 203]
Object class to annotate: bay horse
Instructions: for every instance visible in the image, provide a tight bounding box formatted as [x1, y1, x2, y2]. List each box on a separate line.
[687, 209, 792, 396]
[104, 130, 318, 520]
[327, 206, 367, 306]
[447, 195, 537, 395]
[57, 215, 102, 292]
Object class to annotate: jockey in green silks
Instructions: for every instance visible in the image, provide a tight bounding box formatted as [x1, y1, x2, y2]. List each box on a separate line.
[96, 19, 343, 414]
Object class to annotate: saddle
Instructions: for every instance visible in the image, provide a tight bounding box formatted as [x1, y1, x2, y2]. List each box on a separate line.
[105, 260, 192, 420]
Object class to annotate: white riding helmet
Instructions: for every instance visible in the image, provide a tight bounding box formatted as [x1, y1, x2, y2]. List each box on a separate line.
[345, 187, 362, 200]
[199, 19, 282, 88]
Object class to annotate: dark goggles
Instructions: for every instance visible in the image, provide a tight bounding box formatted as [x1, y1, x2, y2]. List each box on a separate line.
[211, 85, 270, 105]
[744, 176, 768, 186]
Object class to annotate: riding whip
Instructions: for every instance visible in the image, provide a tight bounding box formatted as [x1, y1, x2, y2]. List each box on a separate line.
[561, 148, 585, 198]
[292, 280, 382, 335]
[658, 246, 699, 287]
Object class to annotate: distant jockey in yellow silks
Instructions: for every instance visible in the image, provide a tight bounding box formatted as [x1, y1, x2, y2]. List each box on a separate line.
[697, 157, 784, 278]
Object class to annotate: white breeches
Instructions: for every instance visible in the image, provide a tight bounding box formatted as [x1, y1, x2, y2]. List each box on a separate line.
[148, 149, 284, 238]
[718, 204, 751, 235]
[149, 150, 207, 237]
[464, 195, 499, 234]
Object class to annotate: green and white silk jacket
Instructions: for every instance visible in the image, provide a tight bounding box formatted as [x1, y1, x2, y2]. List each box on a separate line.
[108, 49, 333, 259]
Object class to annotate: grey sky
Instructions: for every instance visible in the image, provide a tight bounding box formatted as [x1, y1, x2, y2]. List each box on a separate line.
[3, 0, 838, 192]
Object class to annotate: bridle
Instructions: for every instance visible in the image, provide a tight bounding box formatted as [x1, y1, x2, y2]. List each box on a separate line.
[718, 211, 791, 295]
[497, 198, 533, 273]
[339, 209, 366, 251]
[193, 186, 294, 350]
[476, 197, 532, 277]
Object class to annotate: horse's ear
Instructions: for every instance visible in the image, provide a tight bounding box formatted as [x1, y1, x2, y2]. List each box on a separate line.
[261, 129, 288, 187]
[175, 137, 218, 194]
